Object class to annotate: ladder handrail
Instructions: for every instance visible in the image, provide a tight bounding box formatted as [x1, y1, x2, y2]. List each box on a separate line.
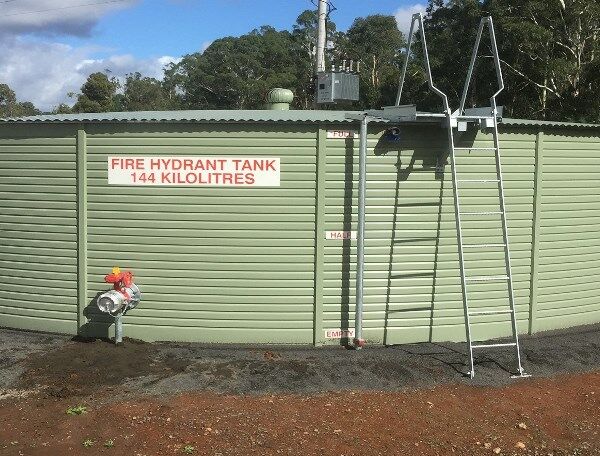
[491, 102, 526, 376]
[459, 16, 505, 115]
[453, 118, 527, 378]
[396, 13, 450, 113]
[392, 12, 528, 378]
[447, 118, 474, 377]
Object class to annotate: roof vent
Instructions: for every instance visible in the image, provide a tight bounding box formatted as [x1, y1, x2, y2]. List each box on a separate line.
[266, 88, 294, 110]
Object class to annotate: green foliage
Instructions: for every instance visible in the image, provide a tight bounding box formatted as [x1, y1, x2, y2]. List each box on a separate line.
[162, 11, 341, 110]
[72, 72, 119, 113]
[292, 9, 338, 108]
[81, 72, 118, 104]
[122, 72, 174, 111]
[182, 444, 195, 454]
[337, 15, 405, 109]
[0, 83, 40, 118]
[61, 0, 599, 121]
[82, 439, 95, 448]
[66, 405, 87, 415]
[103, 439, 115, 448]
[165, 25, 303, 109]
[422, 0, 600, 121]
[53, 103, 72, 114]
[0, 84, 17, 107]
[15, 102, 41, 116]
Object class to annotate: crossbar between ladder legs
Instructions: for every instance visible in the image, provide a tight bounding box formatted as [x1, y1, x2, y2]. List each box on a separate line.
[511, 372, 532, 379]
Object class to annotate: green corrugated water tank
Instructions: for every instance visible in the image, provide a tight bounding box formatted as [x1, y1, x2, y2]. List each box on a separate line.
[0, 110, 599, 345]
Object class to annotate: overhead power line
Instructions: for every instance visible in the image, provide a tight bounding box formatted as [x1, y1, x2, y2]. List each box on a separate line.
[2, 0, 130, 18]
[310, 0, 336, 18]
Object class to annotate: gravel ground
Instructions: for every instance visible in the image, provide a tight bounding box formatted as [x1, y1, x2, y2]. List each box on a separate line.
[1, 323, 599, 397]
[1, 325, 599, 455]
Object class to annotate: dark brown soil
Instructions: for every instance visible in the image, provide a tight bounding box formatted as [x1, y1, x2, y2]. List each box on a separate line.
[2, 326, 600, 455]
[18, 337, 188, 398]
[1, 371, 598, 455]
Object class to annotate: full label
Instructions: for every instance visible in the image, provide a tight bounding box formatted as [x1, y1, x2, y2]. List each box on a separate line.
[327, 130, 358, 139]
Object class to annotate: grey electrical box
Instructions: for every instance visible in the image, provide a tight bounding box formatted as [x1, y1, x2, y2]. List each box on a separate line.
[317, 72, 360, 104]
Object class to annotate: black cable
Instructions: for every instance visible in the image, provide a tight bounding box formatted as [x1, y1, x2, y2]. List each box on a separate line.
[328, 1, 337, 17]
[310, 0, 336, 19]
[3, 0, 129, 17]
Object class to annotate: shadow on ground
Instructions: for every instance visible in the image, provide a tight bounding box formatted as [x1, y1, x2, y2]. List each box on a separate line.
[1, 324, 599, 399]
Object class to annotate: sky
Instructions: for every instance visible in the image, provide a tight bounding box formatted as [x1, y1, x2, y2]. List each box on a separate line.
[0, 0, 426, 112]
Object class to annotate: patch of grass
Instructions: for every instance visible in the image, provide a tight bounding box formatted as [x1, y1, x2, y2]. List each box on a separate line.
[182, 444, 196, 454]
[82, 439, 95, 448]
[66, 405, 87, 416]
[103, 439, 114, 448]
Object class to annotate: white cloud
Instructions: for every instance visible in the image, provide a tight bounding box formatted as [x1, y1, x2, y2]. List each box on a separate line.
[394, 4, 427, 35]
[201, 41, 213, 53]
[0, 0, 139, 37]
[158, 55, 182, 68]
[77, 53, 180, 83]
[0, 35, 178, 111]
[0, 0, 183, 112]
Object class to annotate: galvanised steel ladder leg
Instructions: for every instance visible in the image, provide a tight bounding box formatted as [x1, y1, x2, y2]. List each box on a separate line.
[491, 103, 528, 378]
[451, 116, 528, 378]
[447, 113, 475, 378]
[454, 15, 529, 379]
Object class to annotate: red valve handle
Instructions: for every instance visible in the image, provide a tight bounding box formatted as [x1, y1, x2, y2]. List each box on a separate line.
[104, 268, 134, 299]
[104, 271, 133, 287]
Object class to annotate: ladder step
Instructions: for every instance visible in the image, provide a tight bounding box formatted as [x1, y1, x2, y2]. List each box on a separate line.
[466, 275, 509, 282]
[463, 243, 506, 248]
[472, 342, 517, 349]
[469, 309, 514, 316]
[454, 147, 497, 151]
[461, 211, 502, 216]
[455, 115, 496, 121]
[457, 179, 500, 183]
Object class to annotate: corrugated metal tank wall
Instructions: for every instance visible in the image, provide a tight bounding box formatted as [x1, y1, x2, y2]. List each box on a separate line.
[322, 125, 536, 344]
[83, 124, 318, 343]
[1, 118, 600, 345]
[0, 124, 79, 334]
[534, 129, 600, 331]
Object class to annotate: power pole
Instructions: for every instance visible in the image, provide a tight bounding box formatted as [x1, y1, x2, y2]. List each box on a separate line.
[315, 0, 328, 74]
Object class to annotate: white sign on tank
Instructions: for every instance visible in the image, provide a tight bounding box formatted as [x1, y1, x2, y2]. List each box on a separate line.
[108, 156, 281, 187]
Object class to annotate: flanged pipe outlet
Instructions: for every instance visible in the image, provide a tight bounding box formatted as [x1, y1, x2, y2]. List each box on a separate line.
[96, 266, 142, 344]
[353, 338, 366, 349]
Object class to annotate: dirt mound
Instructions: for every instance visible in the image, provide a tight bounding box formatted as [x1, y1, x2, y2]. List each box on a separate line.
[18, 337, 188, 398]
[1, 371, 599, 455]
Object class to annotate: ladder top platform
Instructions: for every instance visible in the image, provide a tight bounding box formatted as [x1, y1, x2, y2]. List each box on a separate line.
[347, 105, 504, 125]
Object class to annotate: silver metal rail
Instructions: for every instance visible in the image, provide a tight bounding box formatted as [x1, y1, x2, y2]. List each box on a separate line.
[354, 115, 369, 348]
[491, 98, 527, 378]
[459, 17, 504, 115]
[385, 13, 529, 378]
[453, 16, 527, 378]
[396, 13, 450, 112]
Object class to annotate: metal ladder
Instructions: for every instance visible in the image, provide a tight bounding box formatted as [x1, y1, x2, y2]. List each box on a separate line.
[453, 17, 528, 379]
[395, 13, 529, 378]
[449, 112, 528, 379]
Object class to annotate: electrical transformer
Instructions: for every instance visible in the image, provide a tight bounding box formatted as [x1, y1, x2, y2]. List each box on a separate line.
[317, 72, 360, 104]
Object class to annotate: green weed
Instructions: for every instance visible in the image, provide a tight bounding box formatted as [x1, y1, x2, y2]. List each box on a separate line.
[66, 405, 87, 416]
